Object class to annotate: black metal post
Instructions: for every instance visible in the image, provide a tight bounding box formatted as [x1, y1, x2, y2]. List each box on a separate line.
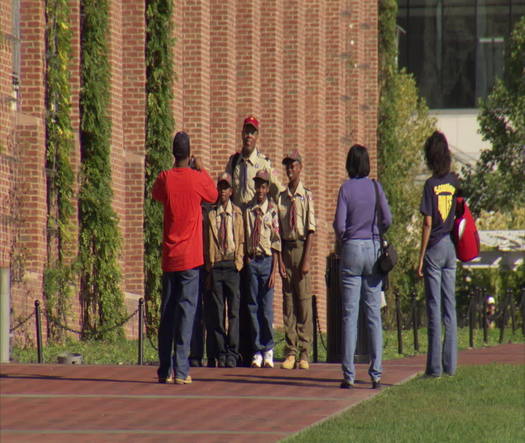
[138, 298, 144, 365]
[509, 288, 516, 334]
[521, 287, 525, 336]
[499, 289, 509, 344]
[34, 300, 43, 363]
[468, 289, 475, 348]
[411, 290, 419, 352]
[312, 295, 318, 363]
[395, 290, 403, 355]
[482, 288, 488, 344]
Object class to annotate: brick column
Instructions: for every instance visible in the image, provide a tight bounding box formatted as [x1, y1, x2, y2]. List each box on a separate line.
[182, 0, 211, 160]
[173, 0, 184, 131]
[260, 0, 284, 173]
[122, 0, 146, 302]
[282, 0, 305, 155]
[236, 0, 261, 134]
[304, 0, 327, 325]
[15, 0, 47, 325]
[209, 0, 237, 177]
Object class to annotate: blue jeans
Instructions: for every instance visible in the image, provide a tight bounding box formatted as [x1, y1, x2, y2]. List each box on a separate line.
[424, 235, 457, 376]
[246, 255, 274, 353]
[340, 239, 383, 383]
[157, 268, 199, 380]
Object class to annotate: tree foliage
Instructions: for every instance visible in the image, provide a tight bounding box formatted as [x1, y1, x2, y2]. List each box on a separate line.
[462, 16, 525, 216]
[78, 0, 125, 340]
[378, 0, 436, 315]
[44, 0, 76, 341]
[144, 0, 175, 335]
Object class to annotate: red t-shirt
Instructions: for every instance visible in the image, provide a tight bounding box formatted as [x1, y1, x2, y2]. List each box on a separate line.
[152, 167, 218, 272]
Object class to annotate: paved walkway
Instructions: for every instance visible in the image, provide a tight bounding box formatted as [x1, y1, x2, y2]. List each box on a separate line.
[1, 343, 523, 442]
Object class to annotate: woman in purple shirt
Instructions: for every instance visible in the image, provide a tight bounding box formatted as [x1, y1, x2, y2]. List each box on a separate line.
[334, 145, 392, 389]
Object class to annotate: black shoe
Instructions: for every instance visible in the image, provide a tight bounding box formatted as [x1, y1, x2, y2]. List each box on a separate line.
[218, 355, 227, 368]
[207, 358, 217, 368]
[158, 375, 173, 384]
[340, 380, 354, 389]
[372, 379, 381, 389]
[189, 358, 202, 367]
[225, 355, 237, 368]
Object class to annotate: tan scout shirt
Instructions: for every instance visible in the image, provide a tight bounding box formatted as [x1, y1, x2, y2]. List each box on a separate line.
[277, 181, 316, 241]
[207, 201, 244, 271]
[226, 149, 283, 208]
[244, 198, 281, 257]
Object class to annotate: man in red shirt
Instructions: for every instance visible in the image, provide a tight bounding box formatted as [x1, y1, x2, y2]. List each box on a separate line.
[153, 131, 218, 384]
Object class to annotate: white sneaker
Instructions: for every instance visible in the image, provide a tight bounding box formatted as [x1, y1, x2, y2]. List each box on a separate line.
[263, 349, 274, 368]
[251, 352, 262, 368]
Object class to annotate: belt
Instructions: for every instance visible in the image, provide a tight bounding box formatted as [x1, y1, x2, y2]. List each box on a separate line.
[283, 239, 305, 246]
[250, 252, 269, 259]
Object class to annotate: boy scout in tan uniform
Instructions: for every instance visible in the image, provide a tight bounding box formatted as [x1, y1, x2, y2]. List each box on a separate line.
[277, 150, 316, 369]
[206, 172, 244, 368]
[244, 169, 281, 368]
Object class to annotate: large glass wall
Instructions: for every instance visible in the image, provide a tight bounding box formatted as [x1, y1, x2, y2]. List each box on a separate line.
[398, 0, 525, 109]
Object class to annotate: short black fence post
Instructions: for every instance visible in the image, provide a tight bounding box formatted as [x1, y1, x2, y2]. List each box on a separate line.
[521, 287, 525, 337]
[482, 288, 488, 344]
[395, 290, 403, 355]
[138, 298, 144, 365]
[509, 288, 516, 334]
[411, 290, 419, 352]
[312, 295, 318, 363]
[34, 300, 43, 363]
[468, 288, 475, 348]
[499, 289, 510, 344]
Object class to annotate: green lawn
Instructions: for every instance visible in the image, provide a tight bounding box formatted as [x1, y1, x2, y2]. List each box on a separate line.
[10, 326, 524, 365]
[285, 363, 525, 443]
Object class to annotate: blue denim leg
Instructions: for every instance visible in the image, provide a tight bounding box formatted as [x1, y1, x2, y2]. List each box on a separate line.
[173, 268, 200, 380]
[247, 256, 274, 352]
[424, 235, 457, 376]
[157, 272, 177, 379]
[340, 239, 382, 383]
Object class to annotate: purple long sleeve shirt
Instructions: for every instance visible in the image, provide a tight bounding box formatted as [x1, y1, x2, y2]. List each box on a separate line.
[333, 177, 392, 242]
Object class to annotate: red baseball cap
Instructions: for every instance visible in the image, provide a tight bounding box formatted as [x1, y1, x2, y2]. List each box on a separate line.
[243, 115, 259, 130]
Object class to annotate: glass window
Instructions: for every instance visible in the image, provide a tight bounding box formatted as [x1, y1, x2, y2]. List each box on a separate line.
[397, 0, 521, 109]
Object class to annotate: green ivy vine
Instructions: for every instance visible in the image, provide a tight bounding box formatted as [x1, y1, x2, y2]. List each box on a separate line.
[144, 0, 175, 336]
[44, 0, 76, 341]
[78, 0, 125, 341]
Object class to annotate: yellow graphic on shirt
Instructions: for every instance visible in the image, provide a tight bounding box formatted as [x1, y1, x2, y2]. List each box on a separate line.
[433, 183, 456, 222]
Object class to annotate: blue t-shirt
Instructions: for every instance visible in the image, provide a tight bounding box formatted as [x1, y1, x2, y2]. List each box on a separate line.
[420, 172, 459, 248]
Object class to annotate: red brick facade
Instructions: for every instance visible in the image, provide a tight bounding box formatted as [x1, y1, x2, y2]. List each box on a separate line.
[0, 0, 379, 342]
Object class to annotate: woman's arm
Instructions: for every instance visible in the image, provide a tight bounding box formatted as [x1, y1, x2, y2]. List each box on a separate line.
[333, 186, 347, 240]
[417, 215, 432, 278]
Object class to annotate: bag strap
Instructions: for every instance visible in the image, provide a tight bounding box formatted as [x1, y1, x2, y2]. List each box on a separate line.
[372, 180, 385, 246]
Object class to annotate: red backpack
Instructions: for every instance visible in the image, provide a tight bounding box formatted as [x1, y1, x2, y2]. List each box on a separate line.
[453, 197, 480, 262]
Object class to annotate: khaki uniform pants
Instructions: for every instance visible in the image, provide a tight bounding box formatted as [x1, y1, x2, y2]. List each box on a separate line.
[282, 241, 312, 360]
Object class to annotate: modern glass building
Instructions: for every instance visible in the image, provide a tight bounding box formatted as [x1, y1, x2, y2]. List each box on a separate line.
[397, 1, 524, 164]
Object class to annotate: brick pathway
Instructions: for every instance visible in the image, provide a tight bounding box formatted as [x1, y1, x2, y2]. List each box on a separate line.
[1, 343, 523, 442]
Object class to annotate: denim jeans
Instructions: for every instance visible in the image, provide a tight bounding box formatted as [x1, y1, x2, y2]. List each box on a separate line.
[340, 239, 383, 383]
[246, 255, 274, 353]
[424, 235, 457, 376]
[157, 268, 199, 380]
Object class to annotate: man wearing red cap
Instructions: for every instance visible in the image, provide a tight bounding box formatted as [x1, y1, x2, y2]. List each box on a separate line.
[226, 116, 283, 208]
[226, 116, 283, 365]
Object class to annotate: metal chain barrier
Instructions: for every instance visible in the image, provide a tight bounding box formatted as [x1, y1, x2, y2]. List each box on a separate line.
[9, 311, 35, 333]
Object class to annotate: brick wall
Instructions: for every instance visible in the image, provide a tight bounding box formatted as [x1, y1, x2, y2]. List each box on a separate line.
[4, 0, 379, 342]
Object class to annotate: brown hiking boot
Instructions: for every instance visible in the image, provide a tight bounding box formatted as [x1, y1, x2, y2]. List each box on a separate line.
[298, 359, 309, 370]
[281, 355, 296, 370]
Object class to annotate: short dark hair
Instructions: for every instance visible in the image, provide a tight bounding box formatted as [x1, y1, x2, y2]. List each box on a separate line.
[346, 144, 370, 178]
[424, 131, 451, 177]
[172, 131, 190, 160]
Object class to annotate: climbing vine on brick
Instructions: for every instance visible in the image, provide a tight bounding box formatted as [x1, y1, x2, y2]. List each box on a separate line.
[144, 0, 175, 336]
[44, 0, 76, 341]
[78, 0, 125, 340]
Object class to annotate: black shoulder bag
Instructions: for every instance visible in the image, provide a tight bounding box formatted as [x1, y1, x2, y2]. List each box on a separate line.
[373, 180, 397, 274]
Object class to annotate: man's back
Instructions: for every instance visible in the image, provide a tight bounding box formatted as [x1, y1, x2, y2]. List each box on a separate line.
[153, 167, 217, 272]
